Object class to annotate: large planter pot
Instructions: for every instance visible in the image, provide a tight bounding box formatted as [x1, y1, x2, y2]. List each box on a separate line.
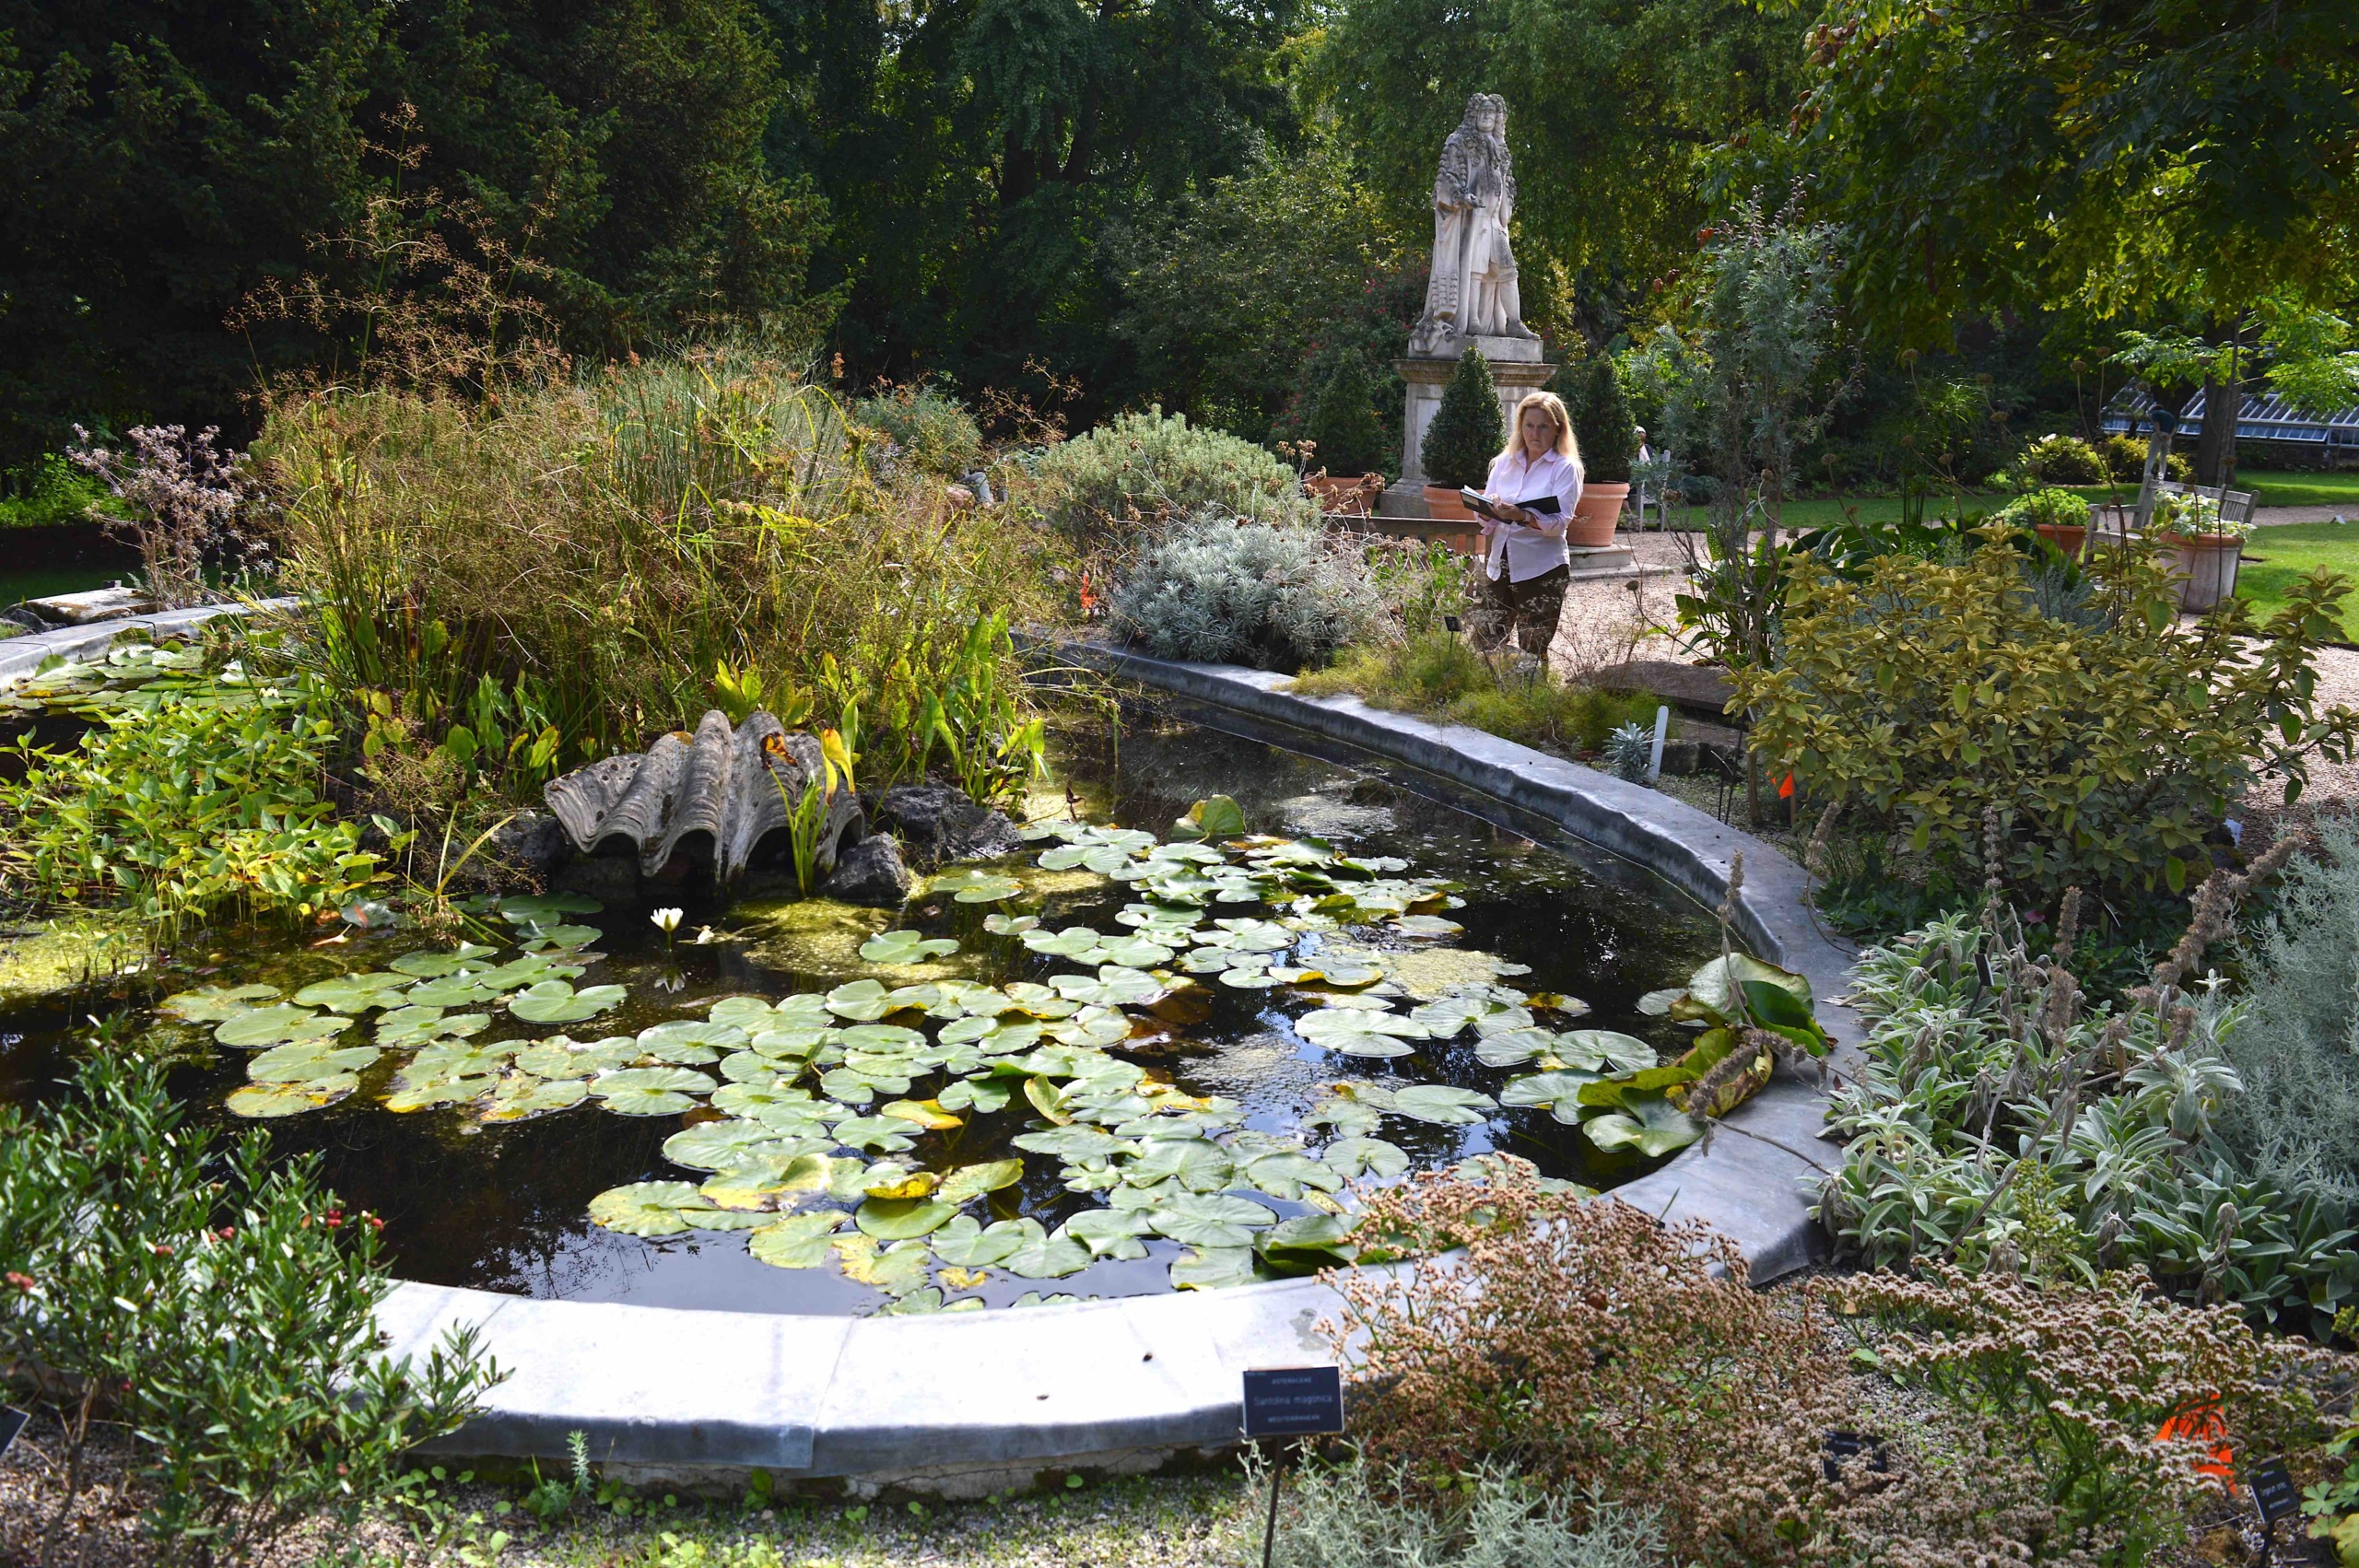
[1422, 485, 1475, 521]
[1568, 483, 1629, 548]
[2162, 533, 2244, 613]
[2035, 522, 2088, 559]
[1306, 473, 1383, 517]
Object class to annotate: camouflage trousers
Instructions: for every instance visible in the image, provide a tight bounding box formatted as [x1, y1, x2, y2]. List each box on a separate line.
[1467, 564, 1570, 659]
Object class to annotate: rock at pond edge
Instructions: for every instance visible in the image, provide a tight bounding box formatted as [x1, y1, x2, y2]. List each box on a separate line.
[872, 783, 1021, 870]
[824, 836, 914, 907]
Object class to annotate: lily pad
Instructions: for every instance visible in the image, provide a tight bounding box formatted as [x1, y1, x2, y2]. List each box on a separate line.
[1022, 925, 1108, 960]
[516, 922, 603, 951]
[509, 980, 628, 1024]
[388, 944, 499, 978]
[291, 973, 414, 1013]
[247, 1042, 382, 1082]
[1169, 1246, 1260, 1291]
[1168, 795, 1246, 841]
[1241, 1152, 1344, 1200]
[932, 870, 1023, 904]
[1146, 1191, 1277, 1250]
[1059, 1208, 1154, 1260]
[1500, 1071, 1604, 1123]
[663, 1117, 794, 1171]
[880, 1098, 963, 1130]
[748, 1211, 849, 1268]
[1555, 1030, 1660, 1074]
[1124, 1138, 1235, 1192]
[822, 979, 897, 1021]
[998, 1219, 1094, 1279]
[1294, 1007, 1430, 1058]
[479, 1076, 590, 1122]
[635, 1020, 748, 1062]
[1037, 842, 1136, 875]
[226, 1075, 358, 1118]
[711, 993, 834, 1032]
[932, 1215, 1027, 1268]
[704, 1153, 839, 1210]
[1391, 914, 1465, 938]
[1320, 1136, 1411, 1179]
[382, 1075, 499, 1112]
[161, 983, 280, 1023]
[402, 977, 499, 1009]
[982, 913, 1039, 935]
[1385, 1083, 1497, 1125]
[936, 1159, 1025, 1203]
[1012, 1124, 1133, 1165]
[859, 930, 961, 965]
[1584, 1094, 1705, 1157]
[375, 1007, 492, 1047]
[514, 1036, 640, 1079]
[938, 1076, 1014, 1114]
[587, 1180, 717, 1236]
[1051, 965, 1164, 1007]
[831, 1234, 934, 1294]
[833, 1116, 918, 1153]
[1471, 1028, 1557, 1068]
[216, 1007, 352, 1050]
[856, 1197, 958, 1239]
[1257, 1213, 1358, 1274]
[498, 892, 603, 923]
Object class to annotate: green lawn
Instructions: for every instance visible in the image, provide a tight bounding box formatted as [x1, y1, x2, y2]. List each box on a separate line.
[0, 564, 123, 606]
[2236, 521, 2359, 638]
[2235, 467, 2359, 509]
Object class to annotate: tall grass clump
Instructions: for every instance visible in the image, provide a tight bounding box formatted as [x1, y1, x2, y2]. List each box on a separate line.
[1296, 633, 1659, 758]
[253, 347, 1058, 800]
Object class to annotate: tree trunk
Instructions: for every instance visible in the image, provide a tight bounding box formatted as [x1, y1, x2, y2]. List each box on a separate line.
[2194, 371, 2237, 488]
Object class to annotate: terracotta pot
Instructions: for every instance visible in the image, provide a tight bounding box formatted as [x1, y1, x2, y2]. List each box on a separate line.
[2034, 522, 2088, 559]
[1568, 482, 1628, 548]
[2161, 532, 2244, 613]
[1305, 473, 1383, 518]
[1422, 484, 1474, 521]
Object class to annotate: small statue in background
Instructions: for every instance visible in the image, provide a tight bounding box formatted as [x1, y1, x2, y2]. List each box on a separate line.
[1410, 94, 1538, 356]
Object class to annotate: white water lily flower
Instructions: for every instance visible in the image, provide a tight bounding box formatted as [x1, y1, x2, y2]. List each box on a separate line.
[693, 926, 722, 945]
[651, 907, 684, 934]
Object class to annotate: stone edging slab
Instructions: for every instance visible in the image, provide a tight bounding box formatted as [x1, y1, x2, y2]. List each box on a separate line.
[0, 599, 299, 688]
[8, 607, 1863, 1491]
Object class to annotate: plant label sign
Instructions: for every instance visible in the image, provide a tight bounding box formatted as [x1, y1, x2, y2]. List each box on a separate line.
[2249, 1457, 2299, 1525]
[1240, 1365, 1343, 1441]
[0, 1407, 25, 1459]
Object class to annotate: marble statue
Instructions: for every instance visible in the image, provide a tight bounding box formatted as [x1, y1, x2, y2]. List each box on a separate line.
[1408, 93, 1538, 357]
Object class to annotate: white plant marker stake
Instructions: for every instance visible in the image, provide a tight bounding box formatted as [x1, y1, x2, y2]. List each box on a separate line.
[1647, 705, 1670, 781]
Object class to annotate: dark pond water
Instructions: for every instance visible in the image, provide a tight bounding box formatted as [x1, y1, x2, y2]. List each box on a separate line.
[0, 720, 1720, 1316]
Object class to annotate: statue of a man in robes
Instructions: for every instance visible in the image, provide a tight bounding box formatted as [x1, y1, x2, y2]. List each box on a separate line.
[1409, 93, 1539, 357]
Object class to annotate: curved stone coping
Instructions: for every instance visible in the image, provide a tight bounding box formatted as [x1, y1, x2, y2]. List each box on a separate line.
[0, 598, 298, 688]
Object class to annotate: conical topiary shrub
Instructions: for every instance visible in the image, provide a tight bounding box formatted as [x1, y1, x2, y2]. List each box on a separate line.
[1420, 347, 1503, 488]
[1307, 356, 1389, 478]
[1558, 356, 1634, 483]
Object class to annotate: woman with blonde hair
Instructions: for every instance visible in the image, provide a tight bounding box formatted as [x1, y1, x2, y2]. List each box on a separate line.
[1470, 390, 1581, 658]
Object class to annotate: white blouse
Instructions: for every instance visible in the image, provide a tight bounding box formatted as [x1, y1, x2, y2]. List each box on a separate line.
[1480, 448, 1582, 582]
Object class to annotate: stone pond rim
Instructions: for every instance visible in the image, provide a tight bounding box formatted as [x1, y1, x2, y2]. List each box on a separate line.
[1, 609, 1863, 1492]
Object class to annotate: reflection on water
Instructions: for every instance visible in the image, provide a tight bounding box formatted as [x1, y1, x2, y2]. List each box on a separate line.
[0, 720, 1719, 1316]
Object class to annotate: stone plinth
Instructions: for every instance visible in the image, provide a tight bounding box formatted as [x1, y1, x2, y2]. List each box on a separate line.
[1378, 344, 1555, 519]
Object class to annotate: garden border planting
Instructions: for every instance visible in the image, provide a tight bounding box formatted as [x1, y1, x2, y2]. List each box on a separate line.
[6, 611, 1861, 1493]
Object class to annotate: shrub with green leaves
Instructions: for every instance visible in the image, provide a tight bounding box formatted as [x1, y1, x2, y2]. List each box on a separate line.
[1994, 486, 2092, 530]
[0, 672, 384, 941]
[1737, 534, 2359, 911]
[1557, 356, 1634, 483]
[1817, 899, 2359, 1339]
[2013, 433, 2106, 486]
[1420, 348, 1502, 488]
[1306, 356, 1390, 478]
[1032, 406, 1311, 544]
[0, 1043, 497, 1558]
[1106, 509, 1383, 673]
[852, 382, 987, 478]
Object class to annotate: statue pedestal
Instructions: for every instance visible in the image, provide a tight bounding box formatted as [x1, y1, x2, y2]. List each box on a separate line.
[1378, 342, 1555, 519]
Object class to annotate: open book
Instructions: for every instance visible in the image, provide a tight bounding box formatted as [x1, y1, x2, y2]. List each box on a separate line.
[1458, 488, 1563, 523]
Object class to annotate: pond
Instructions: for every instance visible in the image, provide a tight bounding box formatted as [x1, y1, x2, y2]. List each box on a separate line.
[0, 714, 1724, 1317]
